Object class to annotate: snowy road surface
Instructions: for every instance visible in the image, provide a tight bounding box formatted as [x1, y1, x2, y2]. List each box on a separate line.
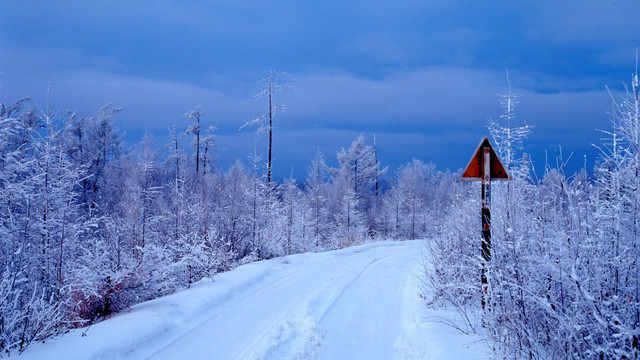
[18, 240, 491, 360]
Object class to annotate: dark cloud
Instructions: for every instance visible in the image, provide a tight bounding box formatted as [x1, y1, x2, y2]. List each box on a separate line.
[1, 1, 637, 178]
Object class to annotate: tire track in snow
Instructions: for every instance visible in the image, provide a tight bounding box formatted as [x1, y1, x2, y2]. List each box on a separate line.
[311, 246, 419, 360]
[140, 262, 320, 360]
[237, 254, 395, 360]
[136, 241, 422, 360]
[236, 244, 420, 360]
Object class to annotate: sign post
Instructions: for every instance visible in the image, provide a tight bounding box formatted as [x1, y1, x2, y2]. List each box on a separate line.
[461, 137, 511, 309]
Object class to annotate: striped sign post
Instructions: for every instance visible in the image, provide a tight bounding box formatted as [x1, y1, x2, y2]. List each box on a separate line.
[461, 136, 511, 309]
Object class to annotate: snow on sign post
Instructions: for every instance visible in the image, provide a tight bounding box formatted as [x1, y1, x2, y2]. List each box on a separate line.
[461, 136, 511, 309]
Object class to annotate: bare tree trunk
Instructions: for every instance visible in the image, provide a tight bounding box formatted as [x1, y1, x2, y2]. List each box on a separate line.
[267, 80, 273, 185]
[196, 114, 200, 174]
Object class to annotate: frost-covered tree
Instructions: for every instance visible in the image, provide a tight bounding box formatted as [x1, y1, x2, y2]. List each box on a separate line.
[241, 69, 288, 185]
[34, 109, 84, 295]
[333, 184, 365, 248]
[393, 160, 436, 239]
[0, 98, 83, 354]
[281, 177, 311, 255]
[185, 106, 207, 175]
[305, 150, 331, 249]
[334, 134, 386, 234]
[201, 126, 217, 176]
[336, 135, 378, 201]
[215, 161, 252, 257]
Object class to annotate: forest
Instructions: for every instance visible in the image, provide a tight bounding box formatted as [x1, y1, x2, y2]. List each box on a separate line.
[0, 87, 454, 355]
[1, 67, 639, 359]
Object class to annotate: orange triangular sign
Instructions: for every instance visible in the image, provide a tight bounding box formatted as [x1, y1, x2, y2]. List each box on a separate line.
[461, 136, 511, 181]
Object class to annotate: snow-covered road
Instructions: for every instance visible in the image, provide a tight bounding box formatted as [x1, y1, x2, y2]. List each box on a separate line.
[18, 240, 490, 360]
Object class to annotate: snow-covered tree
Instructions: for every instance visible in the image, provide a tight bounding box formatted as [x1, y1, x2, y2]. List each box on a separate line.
[185, 106, 207, 175]
[333, 134, 386, 235]
[305, 150, 331, 249]
[201, 126, 217, 176]
[241, 69, 288, 185]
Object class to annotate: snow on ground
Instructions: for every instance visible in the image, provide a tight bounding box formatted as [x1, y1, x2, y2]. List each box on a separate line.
[17, 240, 492, 360]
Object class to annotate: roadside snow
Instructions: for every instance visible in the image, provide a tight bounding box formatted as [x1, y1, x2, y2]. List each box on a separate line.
[17, 240, 492, 360]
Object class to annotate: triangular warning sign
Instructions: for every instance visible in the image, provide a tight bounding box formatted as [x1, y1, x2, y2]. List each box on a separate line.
[461, 136, 511, 181]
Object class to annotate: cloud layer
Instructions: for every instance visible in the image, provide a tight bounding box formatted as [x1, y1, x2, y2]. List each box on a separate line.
[1, 1, 638, 177]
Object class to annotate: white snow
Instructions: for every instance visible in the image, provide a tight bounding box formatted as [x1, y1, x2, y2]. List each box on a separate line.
[17, 240, 492, 360]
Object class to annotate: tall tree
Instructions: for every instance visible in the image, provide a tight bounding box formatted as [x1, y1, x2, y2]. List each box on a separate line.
[185, 106, 207, 175]
[201, 126, 217, 176]
[241, 69, 288, 185]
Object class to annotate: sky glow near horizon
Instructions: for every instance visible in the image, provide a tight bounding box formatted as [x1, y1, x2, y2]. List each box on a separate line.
[1, 1, 640, 179]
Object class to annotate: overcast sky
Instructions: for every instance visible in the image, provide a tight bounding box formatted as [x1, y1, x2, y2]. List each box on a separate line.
[2, 1, 640, 179]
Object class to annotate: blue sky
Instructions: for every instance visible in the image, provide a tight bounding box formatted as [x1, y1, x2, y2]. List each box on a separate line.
[1, 1, 640, 179]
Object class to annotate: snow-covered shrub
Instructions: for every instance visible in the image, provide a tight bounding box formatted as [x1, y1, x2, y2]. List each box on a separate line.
[420, 182, 485, 333]
[0, 268, 63, 357]
[423, 69, 640, 359]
